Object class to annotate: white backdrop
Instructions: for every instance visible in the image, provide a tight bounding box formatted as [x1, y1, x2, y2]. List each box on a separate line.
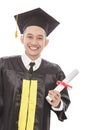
[0, 0, 87, 129]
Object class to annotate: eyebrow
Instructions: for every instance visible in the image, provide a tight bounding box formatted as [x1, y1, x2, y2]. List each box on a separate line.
[27, 33, 44, 37]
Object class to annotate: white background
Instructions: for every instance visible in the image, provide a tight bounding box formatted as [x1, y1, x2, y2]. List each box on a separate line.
[0, 0, 87, 129]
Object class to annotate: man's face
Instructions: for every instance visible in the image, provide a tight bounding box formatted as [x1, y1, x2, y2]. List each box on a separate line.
[21, 26, 49, 60]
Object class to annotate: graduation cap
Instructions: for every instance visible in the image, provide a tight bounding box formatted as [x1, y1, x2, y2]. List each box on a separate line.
[14, 8, 60, 37]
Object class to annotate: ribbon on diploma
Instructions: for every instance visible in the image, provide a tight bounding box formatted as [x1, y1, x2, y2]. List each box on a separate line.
[56, 80, 72, 89]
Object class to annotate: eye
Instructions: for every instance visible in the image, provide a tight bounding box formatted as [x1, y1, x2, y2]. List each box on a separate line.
[37, 37, 43, 40]
[27, 35, 33, 39]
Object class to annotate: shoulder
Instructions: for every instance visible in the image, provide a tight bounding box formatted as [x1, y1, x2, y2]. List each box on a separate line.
[41, 59, 65, 80]
[0, 55, 21, 68]
[42, 59, 61, 70]
[0, 55, 21, 62]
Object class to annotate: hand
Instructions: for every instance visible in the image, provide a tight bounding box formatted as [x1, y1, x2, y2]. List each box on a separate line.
[47, 90, 61, 108]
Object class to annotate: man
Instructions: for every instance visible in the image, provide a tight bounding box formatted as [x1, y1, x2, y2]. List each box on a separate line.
[0, 8, 70, 130]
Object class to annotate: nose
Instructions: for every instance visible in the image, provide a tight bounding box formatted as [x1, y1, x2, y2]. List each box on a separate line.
[31, 38, 38, 45]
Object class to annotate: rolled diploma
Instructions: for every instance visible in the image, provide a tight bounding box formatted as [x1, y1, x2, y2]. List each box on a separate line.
[46, 69, 79, 101]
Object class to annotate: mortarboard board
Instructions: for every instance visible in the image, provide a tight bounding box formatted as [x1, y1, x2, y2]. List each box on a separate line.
[14, 8, 60, 37]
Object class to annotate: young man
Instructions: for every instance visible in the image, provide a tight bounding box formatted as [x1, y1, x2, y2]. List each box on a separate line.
[0, 8, 70, 130]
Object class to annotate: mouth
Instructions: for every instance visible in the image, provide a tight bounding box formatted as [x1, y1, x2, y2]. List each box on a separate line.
[29, 46, 39, 51]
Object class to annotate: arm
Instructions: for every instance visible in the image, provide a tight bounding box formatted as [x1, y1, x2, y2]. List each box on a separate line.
[54, 88, 71, 121]
[0, 58, 4, 124]
[47, 67, 71, 121]
[47, 88, 70, 121]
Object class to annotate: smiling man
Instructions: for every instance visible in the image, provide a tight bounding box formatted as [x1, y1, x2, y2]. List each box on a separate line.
[21, 25, 49, 60]
[0, 8, 70, 130]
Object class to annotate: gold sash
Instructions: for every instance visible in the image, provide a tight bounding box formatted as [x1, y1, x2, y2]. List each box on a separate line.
[18, 79, 37, 130]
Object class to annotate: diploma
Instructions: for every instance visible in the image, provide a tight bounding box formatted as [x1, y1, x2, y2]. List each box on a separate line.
[46, 69, 79, 101]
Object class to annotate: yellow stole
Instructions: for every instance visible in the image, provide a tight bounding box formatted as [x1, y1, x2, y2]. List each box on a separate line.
[18, 79, 37, 130]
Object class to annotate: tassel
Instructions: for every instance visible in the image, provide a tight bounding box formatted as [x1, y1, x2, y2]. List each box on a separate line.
[15, 30, 18, 38]
[15, 15, 18, 38]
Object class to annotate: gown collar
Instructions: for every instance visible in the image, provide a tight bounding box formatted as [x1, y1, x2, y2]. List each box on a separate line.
[21, 53, 42, 71]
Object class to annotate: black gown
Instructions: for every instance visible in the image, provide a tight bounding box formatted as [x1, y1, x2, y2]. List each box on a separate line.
[0, 56, 70, 130]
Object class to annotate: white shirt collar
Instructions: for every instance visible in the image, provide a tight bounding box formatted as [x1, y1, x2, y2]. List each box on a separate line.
[21, 53, 42, 71]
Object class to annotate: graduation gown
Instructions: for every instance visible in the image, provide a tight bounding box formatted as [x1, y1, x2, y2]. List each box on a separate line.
[0, 56, 70, 130]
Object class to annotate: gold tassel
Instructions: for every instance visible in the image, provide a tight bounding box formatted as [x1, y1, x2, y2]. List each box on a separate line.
[15, 30, 18, 38]
[15, 15, 18, 38]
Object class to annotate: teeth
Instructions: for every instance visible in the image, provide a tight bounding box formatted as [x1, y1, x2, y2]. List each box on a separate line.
[29, 46, 38, 50]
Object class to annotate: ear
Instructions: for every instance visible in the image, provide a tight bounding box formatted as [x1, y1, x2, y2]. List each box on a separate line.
[20, 35, 24, 44]
[45, 39, 49, 47]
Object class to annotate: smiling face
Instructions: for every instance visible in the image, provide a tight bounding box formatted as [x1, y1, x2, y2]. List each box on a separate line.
[20, 26, 49, 60]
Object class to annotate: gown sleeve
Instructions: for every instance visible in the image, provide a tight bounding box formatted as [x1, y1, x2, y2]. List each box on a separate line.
[0, 58, 4, 126]
[52, 67, 71, 121]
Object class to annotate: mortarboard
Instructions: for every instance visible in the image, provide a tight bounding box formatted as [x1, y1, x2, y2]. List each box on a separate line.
[14, 8, 60, 37]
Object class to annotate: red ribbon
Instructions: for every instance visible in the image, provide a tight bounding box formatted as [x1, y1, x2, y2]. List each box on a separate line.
[56, 80, 72, 89]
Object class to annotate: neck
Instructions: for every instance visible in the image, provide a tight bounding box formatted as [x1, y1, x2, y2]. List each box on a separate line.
[25, 52, 40, 61]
